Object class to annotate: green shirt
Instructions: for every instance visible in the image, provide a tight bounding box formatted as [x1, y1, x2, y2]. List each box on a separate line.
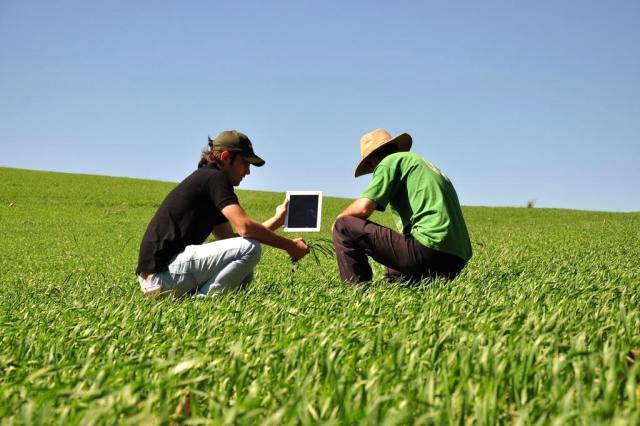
[360, 152, 472, 261]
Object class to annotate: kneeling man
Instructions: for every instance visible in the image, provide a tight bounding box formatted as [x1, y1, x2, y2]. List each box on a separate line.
[332, 128, 472, 284]
[136, 130, 309, 298]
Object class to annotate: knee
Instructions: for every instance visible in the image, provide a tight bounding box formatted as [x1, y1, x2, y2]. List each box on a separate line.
[332, 216, 351, 238]
[243, 239, 262, 263]
[332, 216, 361, 242]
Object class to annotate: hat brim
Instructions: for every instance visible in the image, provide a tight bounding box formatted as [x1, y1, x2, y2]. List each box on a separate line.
[354, 133, 412, 177]
[244, 155, 265, 167]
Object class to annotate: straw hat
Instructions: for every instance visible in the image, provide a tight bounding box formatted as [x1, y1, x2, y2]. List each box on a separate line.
[354, 128, 412, 177]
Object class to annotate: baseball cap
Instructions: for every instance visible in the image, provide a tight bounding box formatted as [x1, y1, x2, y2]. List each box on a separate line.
[208, 130, 265, 167]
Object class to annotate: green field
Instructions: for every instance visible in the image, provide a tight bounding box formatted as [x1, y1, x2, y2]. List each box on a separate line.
[1, 167, 639, 425]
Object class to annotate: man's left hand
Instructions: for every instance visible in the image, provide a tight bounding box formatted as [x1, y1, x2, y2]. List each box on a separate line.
[274, 197, 289, 227]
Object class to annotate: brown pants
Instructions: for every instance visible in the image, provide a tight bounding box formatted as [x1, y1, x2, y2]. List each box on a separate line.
[332, 216, 466, 284]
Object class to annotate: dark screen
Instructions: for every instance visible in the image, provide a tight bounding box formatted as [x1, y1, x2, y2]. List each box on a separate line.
[288, 195, 319, 228]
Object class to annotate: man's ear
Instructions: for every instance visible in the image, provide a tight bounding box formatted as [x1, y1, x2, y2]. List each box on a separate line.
[220, 151, 230, 162]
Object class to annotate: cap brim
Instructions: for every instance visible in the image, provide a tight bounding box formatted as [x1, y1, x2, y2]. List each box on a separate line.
[244, 155, 265, 167]
[354, 133, 412, 177]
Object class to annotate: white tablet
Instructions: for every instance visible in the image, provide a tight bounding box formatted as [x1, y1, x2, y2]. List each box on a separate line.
[284, 191, 323, 232]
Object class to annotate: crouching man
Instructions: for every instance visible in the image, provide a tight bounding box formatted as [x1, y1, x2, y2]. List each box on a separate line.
[136, 130, 309, 298]
[332, 128, 472, 285]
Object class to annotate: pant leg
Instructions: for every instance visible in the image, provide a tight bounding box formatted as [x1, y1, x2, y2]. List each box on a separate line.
[332, 216, 427, 283]
[332, 216, 466, 284]
[331, 216, 374, 282]
[383, 267, 408, 283]
[166, 237, 261, 298]
[385, 250, 466, 283]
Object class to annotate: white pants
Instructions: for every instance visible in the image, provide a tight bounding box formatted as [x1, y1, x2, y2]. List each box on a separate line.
[138, 237, 261, 298]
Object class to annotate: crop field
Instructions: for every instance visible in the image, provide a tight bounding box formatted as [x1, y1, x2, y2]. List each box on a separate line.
[1, 167, 639, 425]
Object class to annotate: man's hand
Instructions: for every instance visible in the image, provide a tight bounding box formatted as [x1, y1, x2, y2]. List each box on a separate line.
[274, 197, 288, 227]
[288, 237, 309, 261]
[263, 197, 289, 231]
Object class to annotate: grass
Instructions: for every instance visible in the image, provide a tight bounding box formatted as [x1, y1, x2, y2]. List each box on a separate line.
[1, 166, 639, 425]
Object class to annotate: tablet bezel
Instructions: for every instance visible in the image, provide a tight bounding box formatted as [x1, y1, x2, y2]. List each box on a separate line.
[284, 191, 323, 232]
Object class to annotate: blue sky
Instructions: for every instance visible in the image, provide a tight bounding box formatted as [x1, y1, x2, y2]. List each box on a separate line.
[1, 0, 638, 211]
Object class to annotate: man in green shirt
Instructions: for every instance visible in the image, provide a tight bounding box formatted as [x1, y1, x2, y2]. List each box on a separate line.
[332, 128, 472, 284]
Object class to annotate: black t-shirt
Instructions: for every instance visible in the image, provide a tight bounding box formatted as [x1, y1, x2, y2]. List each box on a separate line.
[136, 166, 238, 275]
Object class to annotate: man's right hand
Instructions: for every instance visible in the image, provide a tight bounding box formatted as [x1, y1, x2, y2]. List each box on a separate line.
[288, 237, 310, 261]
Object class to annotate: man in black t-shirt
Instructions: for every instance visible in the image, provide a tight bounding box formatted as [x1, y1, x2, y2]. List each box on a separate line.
[136, 130, 309, 298]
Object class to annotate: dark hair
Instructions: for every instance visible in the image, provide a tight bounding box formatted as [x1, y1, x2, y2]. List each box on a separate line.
[371, 144, 399, 161]
[198, 149, 238, 169]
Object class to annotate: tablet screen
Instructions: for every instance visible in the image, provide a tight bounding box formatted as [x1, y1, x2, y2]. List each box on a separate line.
[284, 191, 322, 232]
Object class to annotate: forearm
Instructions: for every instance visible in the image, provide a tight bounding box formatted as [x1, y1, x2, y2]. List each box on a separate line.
[337, 199, 375, 219]
[241, 220, 293, 252]
[262, 215, 284, 232]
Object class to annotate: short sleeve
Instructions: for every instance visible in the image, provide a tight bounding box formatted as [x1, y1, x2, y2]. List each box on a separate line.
[360, 164, 397, 212]
[208, 172, 239, 211]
